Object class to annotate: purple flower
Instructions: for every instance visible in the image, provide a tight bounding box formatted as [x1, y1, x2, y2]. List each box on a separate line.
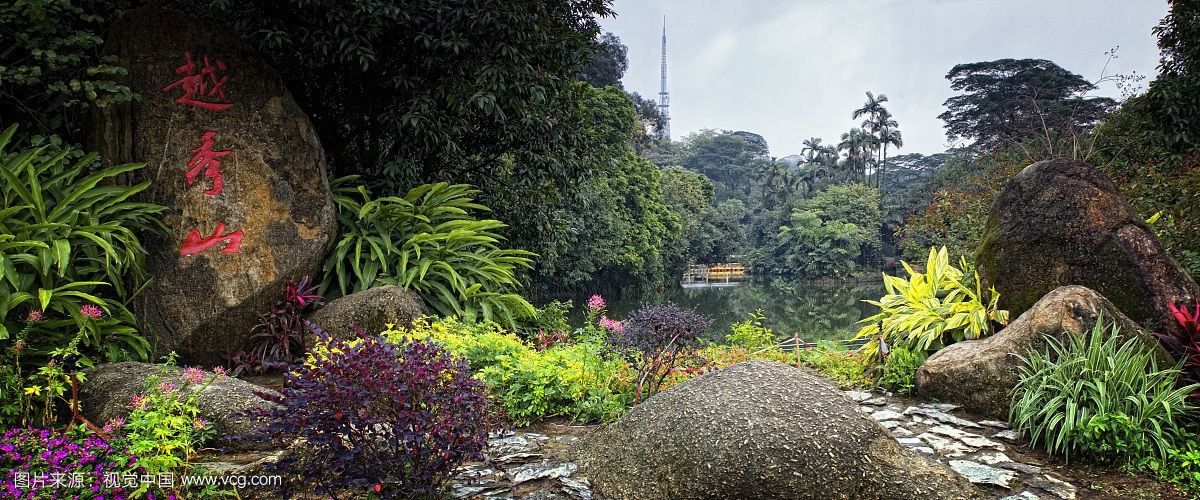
[25, 310, 44, 323]
[80, 305, 104, 319]
[587, 295, 605, 311]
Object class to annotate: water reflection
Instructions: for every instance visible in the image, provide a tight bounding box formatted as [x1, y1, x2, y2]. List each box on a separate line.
[569, 279, 885, 344]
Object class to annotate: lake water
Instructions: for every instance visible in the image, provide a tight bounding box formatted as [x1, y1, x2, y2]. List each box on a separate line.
[568, 279, 886, 344]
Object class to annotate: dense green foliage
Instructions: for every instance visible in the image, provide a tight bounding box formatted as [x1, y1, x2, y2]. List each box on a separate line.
[660, 166, 744, 274]
[748, 183, 881, 279]
[0, 0, 136, 144]
[1145, 0, 1200, 159]
[675, 129, 773, 204]
[856, 247, 1008, 358]
[938, 59, 1115, 156]
[322, 178, 536, 328]
[0, 125, 163, 385]
[878, 346, 927, 396]
[386, 316, 630, 425]
[1011, 317, 1199, 464]
[536, 86, 682, 296]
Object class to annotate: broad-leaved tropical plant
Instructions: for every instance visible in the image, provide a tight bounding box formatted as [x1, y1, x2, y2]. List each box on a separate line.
[321, 176, 536, 328]
[855, 246, 1008, 358]
[0, 123, 164, 365]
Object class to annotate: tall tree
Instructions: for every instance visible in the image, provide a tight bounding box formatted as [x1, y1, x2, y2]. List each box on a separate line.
[838, 128, 874, 183]
[938, 59, 1115, 158]
[1146, 0, 1200, 159]
[679, 130, 772, 204]
[580, 32, 628, 88]
[853, 92, 902, 189]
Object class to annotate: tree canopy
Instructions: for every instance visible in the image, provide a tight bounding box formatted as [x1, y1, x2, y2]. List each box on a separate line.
[938, 59, 1115, 154]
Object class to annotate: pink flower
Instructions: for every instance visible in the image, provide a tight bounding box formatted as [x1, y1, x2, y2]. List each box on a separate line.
[587, 295, 605, 311]
[192, 418, 208, 430]
[182, 367, 205, 384]
[80, 304, 104, 319]
[598, 316, 625, 333]
[212, 366, 228, 377]
[128, 395, 148, 409]
[25, 310, 44, 323]
[102, 417, 125, 434]
[158, 380, 176, 393]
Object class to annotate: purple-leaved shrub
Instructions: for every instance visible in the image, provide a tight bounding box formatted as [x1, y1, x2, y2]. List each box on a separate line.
[606, 302, 714, 404]
[243, 332, 496, 499]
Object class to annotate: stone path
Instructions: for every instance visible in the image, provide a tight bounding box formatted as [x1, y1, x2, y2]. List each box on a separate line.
[451, 386, 1082, 500]
[450, 430, 597, 500]
[844, 388, 1078, 500]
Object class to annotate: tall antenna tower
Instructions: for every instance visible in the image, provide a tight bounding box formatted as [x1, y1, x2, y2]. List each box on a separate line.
[658, 16, 671, 141]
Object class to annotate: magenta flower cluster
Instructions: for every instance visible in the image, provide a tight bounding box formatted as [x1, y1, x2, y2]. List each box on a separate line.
[25, 310, 44, 323]
[80, 304, 104, 319]
[1, 427, 146, 499]
[587, 294, 605, 311]
[597, 317, 625, 333]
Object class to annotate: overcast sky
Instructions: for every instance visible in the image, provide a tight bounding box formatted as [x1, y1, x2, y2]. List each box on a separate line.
[600, 0, 1170, 158]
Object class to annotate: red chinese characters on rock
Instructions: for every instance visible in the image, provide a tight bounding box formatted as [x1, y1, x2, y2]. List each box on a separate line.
[180, 222, 244, 256]
[186, 131, 231, 196]
[166, 51, 243, 256]
[162, 52, 234, 111]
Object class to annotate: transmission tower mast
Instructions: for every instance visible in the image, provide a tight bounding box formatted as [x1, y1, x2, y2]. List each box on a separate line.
[658, 16, 671, 142]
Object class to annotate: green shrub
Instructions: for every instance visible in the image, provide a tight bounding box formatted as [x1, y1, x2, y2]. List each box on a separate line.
[800, 340, 874, 388]
[726, 309, 775, 351]
[855, 246, 1008, 358]
[384, 317, 630, 425]
[115, 355, 218, 476]
[321, 177, 536, 328]
[0, 124, 164, 359]
[878, 346, 928, 396]
[1010, 316, 1199, 464]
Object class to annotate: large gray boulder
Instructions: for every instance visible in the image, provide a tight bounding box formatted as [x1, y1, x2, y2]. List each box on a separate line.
[305, 286, 427, 341]
[571, 359, 977, 500]
[975, 158, 1198, 340]
[91, 7, 338, 365]
[80, 362, 279, 448]
[916, 286, 1173, 418]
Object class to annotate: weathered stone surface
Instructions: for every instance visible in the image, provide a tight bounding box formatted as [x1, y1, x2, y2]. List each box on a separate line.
[304, 286, 427, 341]
[976, 158, 1199, 338]
[80, 362, 278, 447]
[949, 460, 1018, 488]
[571, 359, 977, 500]
[916, 285, 1172, 418]
[91, 7, 337, 365]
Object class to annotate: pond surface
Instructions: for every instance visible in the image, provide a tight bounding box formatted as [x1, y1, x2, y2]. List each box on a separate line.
[568, 279, 886, 344]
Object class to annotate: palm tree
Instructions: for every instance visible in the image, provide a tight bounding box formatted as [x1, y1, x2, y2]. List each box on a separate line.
[876, 126, 903, 192]
[838, 128, 873, 184]
[853, 92, 888, 184]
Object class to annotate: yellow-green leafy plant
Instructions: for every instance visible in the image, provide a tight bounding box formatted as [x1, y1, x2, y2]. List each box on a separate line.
[726, 309, 775, 351]
[855, 246, 1008, 358]
[321, 176, 536, 328]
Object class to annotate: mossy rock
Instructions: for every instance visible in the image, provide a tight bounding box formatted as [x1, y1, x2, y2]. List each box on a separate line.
[975, 158, 1198, 340]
